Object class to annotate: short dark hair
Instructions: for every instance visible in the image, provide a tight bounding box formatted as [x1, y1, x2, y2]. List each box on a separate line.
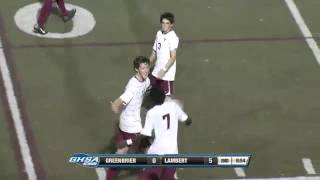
[160, 12, 175, 24]
[149, 87, 166, 105]
[133, 56, 150, 70]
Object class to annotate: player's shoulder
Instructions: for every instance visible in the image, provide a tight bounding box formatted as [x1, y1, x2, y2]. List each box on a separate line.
[127, 76, 150, 88]
[156, 30, 162, 37]
[165, 97, 183, 109]
[127, 76, 136, 84]
[126, 76, 140, 87]
[168, 30, 179, 39]
[146, 106, 158, 117]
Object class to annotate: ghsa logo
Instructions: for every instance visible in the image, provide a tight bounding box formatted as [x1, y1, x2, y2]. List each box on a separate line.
[69, 153, 99, 167]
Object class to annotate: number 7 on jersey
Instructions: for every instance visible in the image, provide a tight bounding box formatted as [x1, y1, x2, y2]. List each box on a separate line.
[162, 114, 170, 130]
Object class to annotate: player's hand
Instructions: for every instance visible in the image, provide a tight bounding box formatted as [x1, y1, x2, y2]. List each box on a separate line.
[116, 147, 129, 154]
[110, 101, 120, 114]
[185, 118, 192, 126]
[157, 69, 166, 79]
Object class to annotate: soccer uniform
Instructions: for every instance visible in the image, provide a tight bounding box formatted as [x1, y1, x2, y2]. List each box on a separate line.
[140, 98, 188, 180]
[107, 76, 150, 180]
[151, 30, 179, 95]
[117, 76, 150, 140]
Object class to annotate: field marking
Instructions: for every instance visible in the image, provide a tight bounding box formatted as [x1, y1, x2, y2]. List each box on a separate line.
[223, 176, 320, 180]
[0, 39, 37, 179]
[14, 3, 96, 39]
[284, 0, 320, 64]
[95, 168, 106, 180]
[302, 158, 316, 175]
[234, 168, 246, 177]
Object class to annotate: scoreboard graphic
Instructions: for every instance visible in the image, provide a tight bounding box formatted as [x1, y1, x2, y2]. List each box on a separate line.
[69, 153, 251, 168]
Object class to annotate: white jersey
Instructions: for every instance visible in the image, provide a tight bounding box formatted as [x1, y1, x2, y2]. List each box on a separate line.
[119, 76, 150, 133]
[152, 30, 179, 81]
[140, 98, 188, 155]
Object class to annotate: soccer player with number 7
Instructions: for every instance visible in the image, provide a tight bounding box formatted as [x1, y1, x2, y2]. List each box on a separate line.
[131, 88, 192, 180]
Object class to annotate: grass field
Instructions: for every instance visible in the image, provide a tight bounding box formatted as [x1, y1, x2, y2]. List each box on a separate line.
[1, 0, 320, 179]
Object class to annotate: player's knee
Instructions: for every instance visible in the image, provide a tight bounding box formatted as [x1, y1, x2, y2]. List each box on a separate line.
[116, 147, 129, 154]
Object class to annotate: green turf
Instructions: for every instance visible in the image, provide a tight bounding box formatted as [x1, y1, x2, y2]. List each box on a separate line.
[11, 40, 320, 179]
[1, 0, 320, 179]
[176, 41, 320, 178]
[1, 0, 303, 46]
[0, 99, 19, 180]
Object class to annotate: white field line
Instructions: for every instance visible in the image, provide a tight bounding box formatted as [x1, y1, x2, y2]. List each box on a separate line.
[284, 0, 320, 64]
[302, 158, 316, 175]
[234, 168, 246, 177]
[0, 38, 37, 179]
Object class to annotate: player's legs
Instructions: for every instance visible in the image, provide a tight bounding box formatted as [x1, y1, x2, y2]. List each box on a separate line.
[164, 80, 173, 96]
[106, 129, 124, 180]
[150, 75, 160, 89]
[140, 168, 161, 180]
[162, 168, 176, 180]
[56, 0, 77, 22]
[34, 0, 76, 34]
[37, 0, 54, 28]
[107, 129, 139, 180]
[159, 79, 173, 96]
[56, 0, 68, 16]
[150, 75, 174, 96]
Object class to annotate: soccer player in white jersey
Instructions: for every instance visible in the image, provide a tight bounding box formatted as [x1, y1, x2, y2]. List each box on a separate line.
[107, 56, 150, 180]
[132, 88, 192, 180]
[149, 12, 179, 96]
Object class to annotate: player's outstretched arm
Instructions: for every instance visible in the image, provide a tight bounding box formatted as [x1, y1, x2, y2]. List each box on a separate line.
[110, 98, 124, 114]
[184, 117, 192, 126]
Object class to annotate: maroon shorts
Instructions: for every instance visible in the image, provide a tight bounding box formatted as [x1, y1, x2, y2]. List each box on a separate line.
[140, 168, 176, 180]
[115, 128, 139, 146]
[150, 75, 173, 95]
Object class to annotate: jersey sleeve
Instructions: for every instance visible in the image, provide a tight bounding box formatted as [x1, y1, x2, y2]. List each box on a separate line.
[140, 112, 153, 136]
[169, 35, 179, 51]
[176, 103, 188, 122]
[119, 81, 137, 105]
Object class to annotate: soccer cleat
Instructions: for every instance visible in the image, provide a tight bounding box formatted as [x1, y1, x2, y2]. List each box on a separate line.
[33, 24, 48, 35]
[63, 9, 76, 22]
